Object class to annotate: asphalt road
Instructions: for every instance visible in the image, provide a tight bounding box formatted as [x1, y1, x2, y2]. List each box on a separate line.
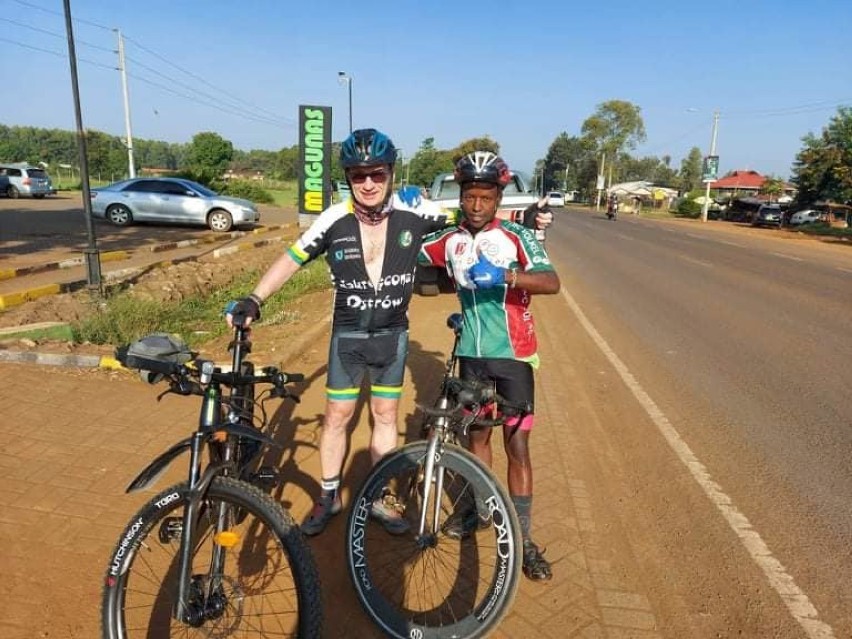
[544, 207, 852, 636]
[0, 193, 297, 270]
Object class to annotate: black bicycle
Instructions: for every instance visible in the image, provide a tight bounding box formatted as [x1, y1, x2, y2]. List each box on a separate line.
[102, 321, 322, 638]
[345, 313, 523, 639]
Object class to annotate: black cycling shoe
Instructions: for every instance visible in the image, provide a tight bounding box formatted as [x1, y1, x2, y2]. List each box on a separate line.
[441, 507, 490, 540]
[301, 496, 342, 537]
[522, 540, 553, 581]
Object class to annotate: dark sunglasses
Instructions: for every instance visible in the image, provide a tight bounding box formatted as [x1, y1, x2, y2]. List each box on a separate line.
[348, 169, 390, 185]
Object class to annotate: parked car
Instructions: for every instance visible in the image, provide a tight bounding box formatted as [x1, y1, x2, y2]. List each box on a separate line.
[90, 177, 260, 232]
[547, 191, 565, 207]
[789, 209, 822, 225]
[751, 204, 782, 228]
[0, 163, 54, 198]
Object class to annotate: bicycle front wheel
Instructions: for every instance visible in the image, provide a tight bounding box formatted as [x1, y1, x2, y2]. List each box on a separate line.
[102, 477, 322, 638]
[345, 441, 521, 639]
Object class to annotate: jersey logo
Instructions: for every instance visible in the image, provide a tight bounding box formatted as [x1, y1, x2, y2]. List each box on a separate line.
[334, 249, 344, 261]
[398, 230, 413, 248]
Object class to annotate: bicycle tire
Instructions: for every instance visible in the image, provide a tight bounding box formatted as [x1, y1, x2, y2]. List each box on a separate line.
[345, 441, 521, 639]
[102, 477, 322, 638]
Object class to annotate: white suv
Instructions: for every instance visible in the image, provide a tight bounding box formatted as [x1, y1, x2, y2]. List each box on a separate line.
[0, 163, 53, 198]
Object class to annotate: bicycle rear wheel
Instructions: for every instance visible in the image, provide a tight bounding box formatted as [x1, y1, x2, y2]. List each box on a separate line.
[102, 477, 322, 638]
[345, 441, 521, 639]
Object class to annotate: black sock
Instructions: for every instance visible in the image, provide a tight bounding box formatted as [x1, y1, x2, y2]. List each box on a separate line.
[512, 495, 532, 541]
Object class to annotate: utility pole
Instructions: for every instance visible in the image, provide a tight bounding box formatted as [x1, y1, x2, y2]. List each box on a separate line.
[63, 0, 101, 291]
[116, 29, 135, 178]
[701, 110, 720, 223]
[596, 152, 606, 211]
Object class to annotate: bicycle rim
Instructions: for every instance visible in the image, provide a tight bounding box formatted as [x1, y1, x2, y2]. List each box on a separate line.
[102, 477, 322, 638]
[345, 442, 521, 639]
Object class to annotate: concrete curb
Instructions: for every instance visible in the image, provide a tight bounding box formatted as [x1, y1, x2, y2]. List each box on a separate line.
[0, 230, 290, 311]
[0, 312, 332, 371]
[0, 225, 288, 280]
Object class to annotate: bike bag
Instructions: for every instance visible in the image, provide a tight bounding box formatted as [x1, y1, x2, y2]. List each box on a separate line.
[117, 332, 194, 376]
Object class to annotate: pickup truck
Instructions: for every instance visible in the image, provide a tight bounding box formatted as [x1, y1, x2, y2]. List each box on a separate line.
[429, 170, 540, 221]
[416, 170, 544, 295]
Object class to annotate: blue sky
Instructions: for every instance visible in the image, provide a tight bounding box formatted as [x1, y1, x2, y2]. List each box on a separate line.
[2, 0, 850, 180]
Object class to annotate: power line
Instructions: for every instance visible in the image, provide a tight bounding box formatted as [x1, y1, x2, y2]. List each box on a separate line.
[0, 16, 114, 52]
[5, 0, 296, 129]
[129, 72, 293, 130]
[8, 0, 112, 31]
[0, 35, 115, 70]
[722, 99, 851, 119]
[124, 35, 295, 125]
[125, 54, 292, 128]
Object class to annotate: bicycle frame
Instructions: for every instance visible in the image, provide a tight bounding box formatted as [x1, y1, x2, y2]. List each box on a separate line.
[122, 325, 278, 627]
[417, 314, 463, 538]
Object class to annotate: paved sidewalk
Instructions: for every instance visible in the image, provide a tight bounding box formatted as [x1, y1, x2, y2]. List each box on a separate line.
[0, 292, 665, 638]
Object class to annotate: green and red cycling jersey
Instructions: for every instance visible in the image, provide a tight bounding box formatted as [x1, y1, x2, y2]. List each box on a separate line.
[419, 218, 554, 364]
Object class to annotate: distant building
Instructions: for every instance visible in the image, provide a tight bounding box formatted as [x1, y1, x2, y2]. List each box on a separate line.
[223, 169, 265, 181]
[709, 170, 796, 201]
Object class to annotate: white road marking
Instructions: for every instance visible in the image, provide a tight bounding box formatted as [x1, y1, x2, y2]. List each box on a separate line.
[680, 256, 713, 268]
[561, 287, 837, 639]
[718, 239, 746, 248]
[771, 252, 804, 262]
[837, 267, 852, 274]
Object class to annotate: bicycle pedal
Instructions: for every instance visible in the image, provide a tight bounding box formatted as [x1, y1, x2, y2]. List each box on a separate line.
[249, 466, 280, 489]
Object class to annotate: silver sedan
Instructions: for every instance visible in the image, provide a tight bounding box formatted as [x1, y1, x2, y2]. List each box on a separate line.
[90, 177, 260, 232]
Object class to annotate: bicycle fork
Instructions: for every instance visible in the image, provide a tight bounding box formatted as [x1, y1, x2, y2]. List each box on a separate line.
[173, 432, 233, 627]
[417, 397, 449, 538]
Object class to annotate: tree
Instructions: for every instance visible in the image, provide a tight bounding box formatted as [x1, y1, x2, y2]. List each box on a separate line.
[760, 176, 785, 203]
[451, 136, 500, 162]
[580, 100, 647, 157]
[679, 147, 703, 194]
[542, 133, 596, 194]
[407, 137, 453, 188]
[186, 132, 234, 176]
[792, 106, 852, 205]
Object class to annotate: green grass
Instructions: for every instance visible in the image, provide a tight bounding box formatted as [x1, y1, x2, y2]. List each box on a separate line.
[72, 260, 330, 347]
[0, 324, 75, 342]
[267, 184, 298, 208]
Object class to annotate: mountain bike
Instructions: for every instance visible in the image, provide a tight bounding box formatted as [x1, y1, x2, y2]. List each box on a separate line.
[102, 319, 322, 638]
[345, 313, 523, 639]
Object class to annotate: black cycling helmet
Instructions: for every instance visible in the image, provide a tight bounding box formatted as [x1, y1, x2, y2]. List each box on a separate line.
[454, 151, 512, 189]
[340, 128, 397, 168]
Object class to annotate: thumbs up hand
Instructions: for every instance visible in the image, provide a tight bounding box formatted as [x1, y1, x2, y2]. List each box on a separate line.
[468, 253, 505, 289]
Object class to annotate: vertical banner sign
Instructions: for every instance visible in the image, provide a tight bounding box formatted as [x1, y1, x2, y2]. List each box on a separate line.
[702, 155, 719, 183]
[298, 105, 331, 228]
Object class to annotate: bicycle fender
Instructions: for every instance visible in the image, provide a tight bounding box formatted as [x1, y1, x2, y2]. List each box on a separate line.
[126, 437, 192, 494]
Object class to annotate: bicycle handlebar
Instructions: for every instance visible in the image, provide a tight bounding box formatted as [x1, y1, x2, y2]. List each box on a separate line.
[122, 353, 303, 395]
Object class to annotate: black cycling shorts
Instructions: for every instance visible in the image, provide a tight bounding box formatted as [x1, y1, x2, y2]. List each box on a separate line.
[458, 357, 535, 417]
[326, 328, 408, 401]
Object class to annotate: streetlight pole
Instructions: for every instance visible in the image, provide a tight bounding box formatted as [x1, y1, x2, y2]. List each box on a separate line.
[63, 0, 101, 292]
[337, 71, 353, 134]
[115, 29, 136, 178]
[701, 110, 720, 223]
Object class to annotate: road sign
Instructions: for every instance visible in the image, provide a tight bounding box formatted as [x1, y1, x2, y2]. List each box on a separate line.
[702, 155, 719, 182]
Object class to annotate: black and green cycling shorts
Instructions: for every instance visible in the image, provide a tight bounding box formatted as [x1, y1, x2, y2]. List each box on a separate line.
[326, 328, 409, 401]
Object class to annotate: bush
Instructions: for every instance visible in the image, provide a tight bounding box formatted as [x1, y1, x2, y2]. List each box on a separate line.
[676, 198, 703, 217]
[171, 170, 275, 205]
[215, 179, 275, 204]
